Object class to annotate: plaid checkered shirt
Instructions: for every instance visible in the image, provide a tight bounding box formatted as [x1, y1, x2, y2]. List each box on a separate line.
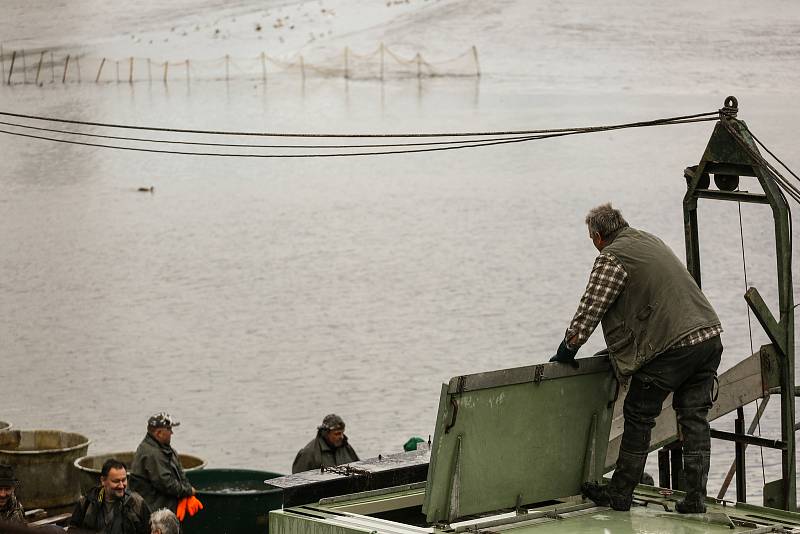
[565, 253, 722, 349]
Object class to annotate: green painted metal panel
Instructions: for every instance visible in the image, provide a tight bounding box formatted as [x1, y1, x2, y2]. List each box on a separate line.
[269, 509, 371, 534]
[422, 356, 617, 523]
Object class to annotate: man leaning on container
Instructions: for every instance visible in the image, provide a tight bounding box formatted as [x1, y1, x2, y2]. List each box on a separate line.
[292, 414, 359, 473]
[549, 203, 723, 513]
[130, 413, 196, 513]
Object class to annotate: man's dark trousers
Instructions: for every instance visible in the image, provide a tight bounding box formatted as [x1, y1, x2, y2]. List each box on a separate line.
[608, 336, 723, 510]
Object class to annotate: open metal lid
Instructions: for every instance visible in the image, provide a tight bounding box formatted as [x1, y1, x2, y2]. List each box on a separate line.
[422, 356, 617, 524]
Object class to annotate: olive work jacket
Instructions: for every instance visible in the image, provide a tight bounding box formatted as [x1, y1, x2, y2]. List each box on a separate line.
[292, 431, 359, 473]
[129, 433, 193, 513]
[69, 486, 151, 534]
[600, 227, 721, 376]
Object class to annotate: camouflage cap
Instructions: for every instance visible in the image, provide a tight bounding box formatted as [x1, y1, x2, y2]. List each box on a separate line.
[147, 412, 180, 429]
[318, 413, 345, 431]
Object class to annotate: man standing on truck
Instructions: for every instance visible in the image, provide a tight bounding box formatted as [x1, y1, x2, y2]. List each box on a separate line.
[549, 203, 723, 513]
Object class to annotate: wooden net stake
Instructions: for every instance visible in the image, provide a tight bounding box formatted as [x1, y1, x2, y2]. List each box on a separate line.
[416, 52, 421, 79]
[185, 59, 190, 84]
[163, 61, 168, 84]
[50, 51, 55, 82]
[147, 58, 152, 83]
[129, 57, 134, 84]
[472, 45, 481, 77]
[75, 55, 81, 82]
[380, 42, 384, 81]
[344, 46, 349, 79]
[62, 54, 70, 83]
[35, 51, 44, 85]
[300, 55, 305, 82]
[21, 49, 27, 84]
[95, 58, 106, 83]
[261, 52, 266, 84]
[225, 54, 230, 82]
[7, 50, 16, 85]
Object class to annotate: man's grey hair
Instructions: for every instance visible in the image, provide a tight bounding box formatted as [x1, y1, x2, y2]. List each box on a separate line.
[150, 508, 180, 534]
[585, 203, 629, 238]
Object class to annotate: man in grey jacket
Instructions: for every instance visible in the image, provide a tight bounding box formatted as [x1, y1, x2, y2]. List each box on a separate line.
[292, 414, 359, 473]
[130, 413, 195, 513]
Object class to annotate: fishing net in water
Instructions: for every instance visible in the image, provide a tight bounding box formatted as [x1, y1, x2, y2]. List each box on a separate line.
[1, 45, 480, 85]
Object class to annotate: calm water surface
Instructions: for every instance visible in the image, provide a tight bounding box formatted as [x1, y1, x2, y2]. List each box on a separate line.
[2, 0, 800, 503]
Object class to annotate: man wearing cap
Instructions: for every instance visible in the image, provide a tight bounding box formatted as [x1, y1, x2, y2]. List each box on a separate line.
[0, 464, 25, 524]
[70, 458, 151, 534]
[292, 414, 359, 473]
[130, 413, 195, 513]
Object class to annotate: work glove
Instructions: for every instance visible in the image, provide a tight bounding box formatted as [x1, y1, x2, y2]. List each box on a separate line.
[176, 496, 203, 521]
[176, 498, 188, 521]
[186, 495, 204, 516]
[549, 339, 579, 369]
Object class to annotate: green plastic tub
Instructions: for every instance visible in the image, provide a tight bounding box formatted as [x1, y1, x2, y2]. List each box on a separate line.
[182, 469, 284, 534]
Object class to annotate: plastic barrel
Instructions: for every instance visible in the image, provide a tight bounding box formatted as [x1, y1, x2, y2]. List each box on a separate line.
[74, 451, 207, 495]
[0, 430, 91, 509]
[182, 469, 284, 534]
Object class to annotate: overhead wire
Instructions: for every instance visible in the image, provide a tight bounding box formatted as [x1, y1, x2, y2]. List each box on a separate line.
[722, 121, 800, 204]
[0, 109, 719, 138]
[0, 116, 715, 150]
[0, 110, 718, 157]
[0, 120, 549, 149]
[750, 130, 800, 186]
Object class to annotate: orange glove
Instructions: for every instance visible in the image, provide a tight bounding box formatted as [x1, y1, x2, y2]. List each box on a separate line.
[186, 495, 204, 516]
[176, 497, 188, 521]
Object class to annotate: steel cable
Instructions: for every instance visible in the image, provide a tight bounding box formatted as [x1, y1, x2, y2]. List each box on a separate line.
[0, 116, 714, 150]
[0, 116, 717, 157]
[722, 121, 800, 204]
[0, 109, 719, 138]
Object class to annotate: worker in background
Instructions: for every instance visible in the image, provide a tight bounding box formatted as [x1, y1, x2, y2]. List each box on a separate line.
[70, 458, 151, 534]
[0, 464, 24, 524]
[130, 413, 195, 513]
[549, 203, 722, 513]
[292, 414, 359, 473]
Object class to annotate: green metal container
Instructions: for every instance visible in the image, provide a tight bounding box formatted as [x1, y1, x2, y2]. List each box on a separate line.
[74, 451, 207, 495]
[0, 429, 91, 509]
[183, 468, 284, 534]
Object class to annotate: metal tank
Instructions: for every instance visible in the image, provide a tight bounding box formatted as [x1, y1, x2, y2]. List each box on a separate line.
[0, 429, 91, 509]
[74, 451, 207, 494]
[182, 468, 284, 534]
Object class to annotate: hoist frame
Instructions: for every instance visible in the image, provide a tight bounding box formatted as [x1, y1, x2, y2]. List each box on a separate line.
[683, 96, 796, 510]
